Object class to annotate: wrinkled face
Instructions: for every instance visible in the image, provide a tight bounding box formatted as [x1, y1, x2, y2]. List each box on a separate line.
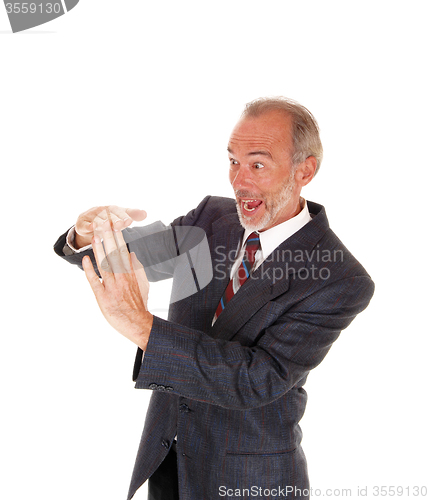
[228, 110, 301, 231]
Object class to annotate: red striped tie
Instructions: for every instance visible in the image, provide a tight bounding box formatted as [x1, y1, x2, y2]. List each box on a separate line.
[214, 232, 260, 319]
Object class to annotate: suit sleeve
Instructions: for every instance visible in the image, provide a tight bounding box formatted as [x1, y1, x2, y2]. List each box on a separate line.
[53, 196, 216, 282]
[134, 274, 375, 410]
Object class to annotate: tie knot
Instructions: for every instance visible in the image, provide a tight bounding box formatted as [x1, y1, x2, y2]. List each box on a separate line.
[244, 231, 260, 265]
[245, 231, 260, 247]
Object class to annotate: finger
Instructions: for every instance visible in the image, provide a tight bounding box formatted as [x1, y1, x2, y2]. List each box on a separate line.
[130, 252, 149, 308]
[105, 205, 129, 231]
[82, 255, 105, 297]
[78, 206, 146, 234]
[125, 208, 147, 223]
[105, 206, 131, 273]
[113, 227, 132, 273]
[80, 206, 107, 219]
[76, 206, 106, 236]
[92, 209, 111, 231]
[130, 251, 144, 271]
[92, 212, 124, 244]
[108, 206, 147, 230]
[92, 209, 128, 234]
[92, 234, 115, 282]
[98, 222, 126, 274]
[106, 205, 133, 230]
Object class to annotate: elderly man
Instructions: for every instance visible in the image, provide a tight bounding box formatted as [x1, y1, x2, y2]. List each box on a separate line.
[54, 97, 374, 500]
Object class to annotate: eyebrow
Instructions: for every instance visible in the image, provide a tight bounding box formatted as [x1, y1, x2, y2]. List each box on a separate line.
[227, 147, 272, 159]
[248, 150, 272, 159]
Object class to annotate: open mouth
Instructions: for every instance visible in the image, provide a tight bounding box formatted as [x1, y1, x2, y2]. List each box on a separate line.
[241, 199, 264, 215]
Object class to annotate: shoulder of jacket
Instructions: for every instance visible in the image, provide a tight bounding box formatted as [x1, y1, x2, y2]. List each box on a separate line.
[170, 195, 238, 233]
[200, 195, 237, 212]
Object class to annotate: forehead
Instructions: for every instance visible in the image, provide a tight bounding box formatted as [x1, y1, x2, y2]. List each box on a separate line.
[228, 110, 293, 154]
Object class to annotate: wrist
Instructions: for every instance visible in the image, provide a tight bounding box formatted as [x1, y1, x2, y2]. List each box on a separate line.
[135, 312, 153, 351]
[74, 231, 92, 250]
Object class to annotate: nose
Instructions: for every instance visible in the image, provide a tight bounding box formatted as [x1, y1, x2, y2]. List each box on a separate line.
[230, 165, 252, 191]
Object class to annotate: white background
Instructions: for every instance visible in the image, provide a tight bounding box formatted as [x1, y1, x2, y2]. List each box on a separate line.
[1, 1, 428, 499]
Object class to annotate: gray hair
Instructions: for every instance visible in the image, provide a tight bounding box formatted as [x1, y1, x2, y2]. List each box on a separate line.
[242, 97, 323, 175]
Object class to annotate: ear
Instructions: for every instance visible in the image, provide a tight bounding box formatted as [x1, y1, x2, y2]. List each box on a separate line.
[295, 156, 317, 187]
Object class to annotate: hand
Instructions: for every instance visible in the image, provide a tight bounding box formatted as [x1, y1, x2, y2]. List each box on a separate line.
[75, 205, 147, 249]
[82, 219, 153, 350]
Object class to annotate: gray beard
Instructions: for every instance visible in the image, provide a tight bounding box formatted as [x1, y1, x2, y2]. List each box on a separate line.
[236, 179, 295, 231]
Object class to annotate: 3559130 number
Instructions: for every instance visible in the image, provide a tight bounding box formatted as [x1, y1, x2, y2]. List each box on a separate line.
[5, 3, 62, 14]
[372, 486, 428, 496]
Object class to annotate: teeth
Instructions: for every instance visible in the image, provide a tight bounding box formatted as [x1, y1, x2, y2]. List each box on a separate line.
[243, 200, 258, 212]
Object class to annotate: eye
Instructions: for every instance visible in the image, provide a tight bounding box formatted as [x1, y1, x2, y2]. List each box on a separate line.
[229, 158, 238, 166]
[254, 162, 265, 169]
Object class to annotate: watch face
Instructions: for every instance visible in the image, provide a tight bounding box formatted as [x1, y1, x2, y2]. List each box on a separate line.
[4, 0, 80, 33]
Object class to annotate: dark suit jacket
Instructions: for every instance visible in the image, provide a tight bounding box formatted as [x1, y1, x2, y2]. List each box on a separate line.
[54, 196, 374, 500]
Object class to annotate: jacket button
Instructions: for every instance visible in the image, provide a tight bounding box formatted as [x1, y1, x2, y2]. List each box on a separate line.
[162, 440, 169, 449]
[157, 385, 166, 391]
[179, 404, 190, 413]
[148, 383, 157, 390]
[165, 386, 173, 392]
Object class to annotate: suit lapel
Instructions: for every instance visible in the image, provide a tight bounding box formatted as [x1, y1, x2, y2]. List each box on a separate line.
[197, 214, 243, 331]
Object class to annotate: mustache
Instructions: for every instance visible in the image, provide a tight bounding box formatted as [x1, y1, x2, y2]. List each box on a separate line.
[234, 190, 264, 199]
